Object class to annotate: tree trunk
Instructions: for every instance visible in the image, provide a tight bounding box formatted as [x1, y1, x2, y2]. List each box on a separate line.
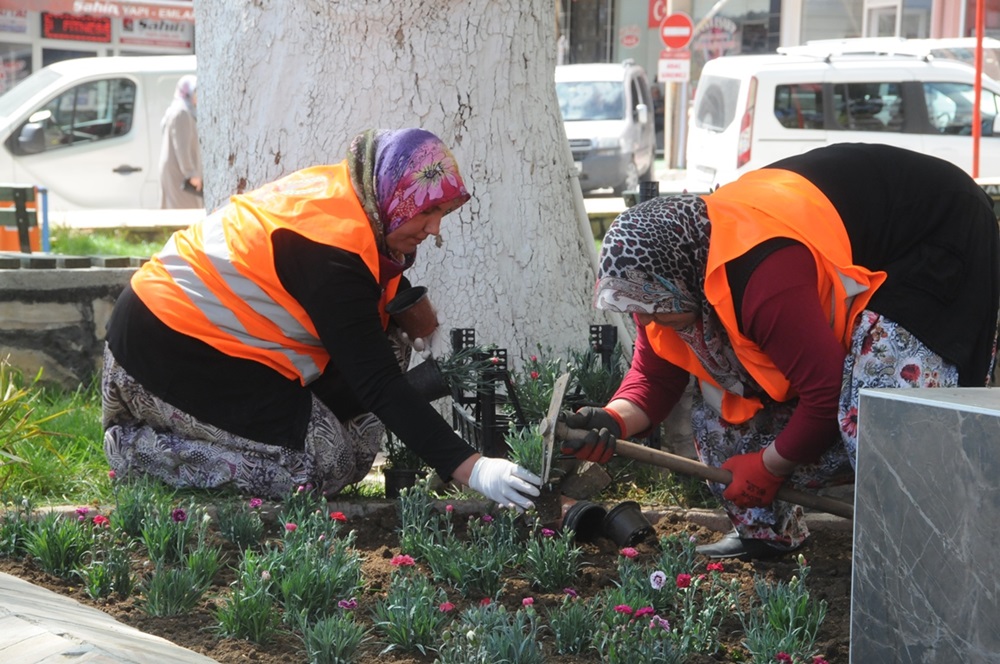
[194, 0, 630, 366]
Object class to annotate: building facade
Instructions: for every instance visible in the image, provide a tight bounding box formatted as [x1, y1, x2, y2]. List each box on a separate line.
[0, 1, 194, 94]
[560, 0, 1000, 81]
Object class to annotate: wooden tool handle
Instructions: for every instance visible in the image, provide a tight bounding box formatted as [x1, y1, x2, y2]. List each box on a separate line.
[557, 423, 853, 520]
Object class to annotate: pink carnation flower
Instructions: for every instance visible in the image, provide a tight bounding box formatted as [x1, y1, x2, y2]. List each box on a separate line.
[390, 554, 415, 567]
[619, 547, 638, 559]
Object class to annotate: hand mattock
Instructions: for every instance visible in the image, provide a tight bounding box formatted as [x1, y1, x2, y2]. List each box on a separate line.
[539, 373, 854, 520]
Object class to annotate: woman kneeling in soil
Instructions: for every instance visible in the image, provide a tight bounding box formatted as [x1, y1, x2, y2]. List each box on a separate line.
[102, 127, 540, 507]
[561, 143, 1000, 560]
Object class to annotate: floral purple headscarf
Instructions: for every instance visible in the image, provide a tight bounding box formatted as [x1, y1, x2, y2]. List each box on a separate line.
[348, 128, 470, 263]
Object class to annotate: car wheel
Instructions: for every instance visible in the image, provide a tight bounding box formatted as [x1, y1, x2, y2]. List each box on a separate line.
[614, 160, 640, 196]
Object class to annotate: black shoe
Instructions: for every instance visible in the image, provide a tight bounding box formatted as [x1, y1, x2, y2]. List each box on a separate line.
[695, 530, 802, 561]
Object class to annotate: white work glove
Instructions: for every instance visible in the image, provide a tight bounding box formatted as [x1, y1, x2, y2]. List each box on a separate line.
[468, 457, 542, 512]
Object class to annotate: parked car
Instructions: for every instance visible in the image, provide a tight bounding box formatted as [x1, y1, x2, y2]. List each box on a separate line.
[0, 55, 197, 213]
[779, 36, 1000, 81]
[556, 60, 656, 195]
[685, 49, 1000, 188]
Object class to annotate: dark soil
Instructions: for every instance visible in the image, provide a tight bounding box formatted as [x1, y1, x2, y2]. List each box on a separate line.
[0, 502, 852, 663]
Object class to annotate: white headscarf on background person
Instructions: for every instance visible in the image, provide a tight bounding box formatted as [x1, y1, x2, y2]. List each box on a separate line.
[164, 75, 197, 127]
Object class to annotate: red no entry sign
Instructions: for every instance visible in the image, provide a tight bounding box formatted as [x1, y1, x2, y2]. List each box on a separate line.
[660, 12, 694, 50]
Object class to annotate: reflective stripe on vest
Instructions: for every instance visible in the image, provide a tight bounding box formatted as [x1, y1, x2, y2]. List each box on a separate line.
[647, 168, 887, 424]
[132, 162, 401, 385]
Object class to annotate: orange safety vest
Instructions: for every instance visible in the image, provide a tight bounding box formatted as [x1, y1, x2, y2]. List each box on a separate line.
[132, 162, 401, 385]
[645, 168, 887, 423]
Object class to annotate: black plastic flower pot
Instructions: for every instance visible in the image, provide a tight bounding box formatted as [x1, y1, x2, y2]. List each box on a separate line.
[386, 286, 438, 339]
[383, 468, 426, 499]
[562, 500, 608, 543]
[404, 359, 450, 401]
[602, 500, 654, 547]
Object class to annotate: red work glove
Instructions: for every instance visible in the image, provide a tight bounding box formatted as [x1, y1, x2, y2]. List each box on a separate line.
[558, 407, 624, 464]
[722, 449, 786, 508]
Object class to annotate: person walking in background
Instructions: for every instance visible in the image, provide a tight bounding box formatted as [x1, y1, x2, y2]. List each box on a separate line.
[159, 74, 203, 209]
[103, 127, 541, 509]
[561, 143, 1000, 560]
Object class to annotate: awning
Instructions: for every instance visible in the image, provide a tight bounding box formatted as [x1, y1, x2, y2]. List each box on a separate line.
[0, 1, 195, 23]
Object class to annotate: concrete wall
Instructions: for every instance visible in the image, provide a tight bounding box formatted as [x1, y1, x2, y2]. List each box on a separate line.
[0, 256, 139, 390]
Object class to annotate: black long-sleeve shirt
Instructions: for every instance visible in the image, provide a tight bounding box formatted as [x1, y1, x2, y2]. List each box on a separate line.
[106, 228, 477, 480]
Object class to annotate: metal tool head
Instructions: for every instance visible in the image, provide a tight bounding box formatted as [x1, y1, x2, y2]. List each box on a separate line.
[540, 372, 572, 485]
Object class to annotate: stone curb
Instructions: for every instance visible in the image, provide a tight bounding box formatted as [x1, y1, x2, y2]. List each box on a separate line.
[43, 497, 854, 534]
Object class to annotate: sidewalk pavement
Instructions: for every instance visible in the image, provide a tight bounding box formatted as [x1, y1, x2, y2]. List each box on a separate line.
[0, 571, 218, 663]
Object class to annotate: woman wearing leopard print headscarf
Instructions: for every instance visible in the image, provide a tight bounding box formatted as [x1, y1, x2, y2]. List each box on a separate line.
[561, 143, 999, 560]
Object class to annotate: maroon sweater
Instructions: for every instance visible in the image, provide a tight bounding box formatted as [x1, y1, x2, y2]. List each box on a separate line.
[613, 244, 845, 462]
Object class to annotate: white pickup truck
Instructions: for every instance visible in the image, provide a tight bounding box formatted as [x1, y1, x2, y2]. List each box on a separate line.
[0, 54, 203, 234]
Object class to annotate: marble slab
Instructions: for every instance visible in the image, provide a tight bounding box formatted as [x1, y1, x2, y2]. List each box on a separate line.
[852, 387, 1000, 663]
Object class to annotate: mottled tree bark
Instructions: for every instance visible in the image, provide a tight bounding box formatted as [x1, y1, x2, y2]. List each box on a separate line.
[194, 0, 629, 367]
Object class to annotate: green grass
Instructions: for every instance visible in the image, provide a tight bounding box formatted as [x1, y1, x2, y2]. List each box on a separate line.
[0, 381, 113, 506]
[49, 227, 171, 258]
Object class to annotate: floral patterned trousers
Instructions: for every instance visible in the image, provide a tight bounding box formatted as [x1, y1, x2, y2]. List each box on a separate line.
[101, 345, 384, 499]
[691, 311, 962, 547]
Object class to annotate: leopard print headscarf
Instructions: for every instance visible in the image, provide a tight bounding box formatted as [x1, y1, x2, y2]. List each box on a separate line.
[595, 194, 709, 315]
[595, 194, 758, 398]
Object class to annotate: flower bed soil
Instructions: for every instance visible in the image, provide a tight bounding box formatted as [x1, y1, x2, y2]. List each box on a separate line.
[0, 502, 853, 663]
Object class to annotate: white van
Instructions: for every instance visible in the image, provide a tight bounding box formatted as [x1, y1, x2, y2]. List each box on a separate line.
[556, 61, 656, 195]
[685, 50, 1000, 188]
[0, 55, 196, 214]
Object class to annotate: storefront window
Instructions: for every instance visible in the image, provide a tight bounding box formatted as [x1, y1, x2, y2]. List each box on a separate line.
[0, 42, 32, 94]
[801, 0, 863, 41]
[42, 48, 99, 68]
[690, 0, 780, 79]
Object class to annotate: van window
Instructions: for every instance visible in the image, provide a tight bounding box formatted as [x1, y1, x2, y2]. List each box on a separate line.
[692, 75, 741, 131]
[923, 82, 999, 135]
[629, 77, 644, 121]
[17, 77, 136, 154]
[774, 83, 825, 129]
[832, 82, 904, 131]
[556, 81, 625, 121]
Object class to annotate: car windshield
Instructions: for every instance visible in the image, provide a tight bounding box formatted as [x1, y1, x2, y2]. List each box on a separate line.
[0, 69, 62, 122]
[556, 81, 624, 121]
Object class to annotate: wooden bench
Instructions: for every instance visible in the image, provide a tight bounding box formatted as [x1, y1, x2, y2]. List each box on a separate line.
[0, 184, 40, 253]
